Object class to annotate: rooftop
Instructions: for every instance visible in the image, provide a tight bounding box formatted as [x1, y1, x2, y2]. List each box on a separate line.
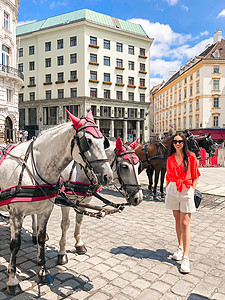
[16, 8, 149, 38]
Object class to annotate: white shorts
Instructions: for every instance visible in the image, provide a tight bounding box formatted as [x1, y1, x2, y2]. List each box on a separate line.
[165, 182, 196, 213]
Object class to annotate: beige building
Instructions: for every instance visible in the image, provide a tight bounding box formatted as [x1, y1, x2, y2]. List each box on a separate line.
[16, 9, 153, 142]
[154, 30, 225, 141]
[0, 0, 23, 143]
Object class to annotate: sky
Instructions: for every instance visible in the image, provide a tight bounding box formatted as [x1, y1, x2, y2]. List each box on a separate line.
[17, 0, 225, 88]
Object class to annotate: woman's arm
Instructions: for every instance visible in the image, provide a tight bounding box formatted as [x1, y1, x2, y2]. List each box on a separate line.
[192, 178, 198, 191]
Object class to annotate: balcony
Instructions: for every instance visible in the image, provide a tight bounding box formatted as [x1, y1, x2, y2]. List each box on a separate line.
[0, 64, 24, 81]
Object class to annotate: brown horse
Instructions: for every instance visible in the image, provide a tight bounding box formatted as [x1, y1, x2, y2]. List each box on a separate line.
[135, 130, 200, 200]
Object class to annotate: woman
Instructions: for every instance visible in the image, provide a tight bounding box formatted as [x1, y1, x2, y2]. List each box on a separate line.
[165, 133, 200, 273]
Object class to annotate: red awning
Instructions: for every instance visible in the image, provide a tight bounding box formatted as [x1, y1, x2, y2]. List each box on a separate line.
[211, 133, 225, 140]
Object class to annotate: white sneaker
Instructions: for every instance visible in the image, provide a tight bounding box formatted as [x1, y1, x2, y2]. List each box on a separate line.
[172, 246, 183, 261]
[180, 255, 190, 273]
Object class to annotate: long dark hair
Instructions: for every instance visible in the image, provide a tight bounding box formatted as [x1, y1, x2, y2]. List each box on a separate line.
[168, 133, 190, 172]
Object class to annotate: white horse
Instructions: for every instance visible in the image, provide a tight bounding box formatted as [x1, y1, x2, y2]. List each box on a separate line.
[54, 137, 143, 264]
[0, 110, 112, 295]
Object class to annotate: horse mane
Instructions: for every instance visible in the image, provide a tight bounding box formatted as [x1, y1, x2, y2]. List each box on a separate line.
[38, 122, 71, 137]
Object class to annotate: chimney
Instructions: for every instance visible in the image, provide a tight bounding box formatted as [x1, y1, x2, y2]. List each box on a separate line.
[213, 29, 222, 44]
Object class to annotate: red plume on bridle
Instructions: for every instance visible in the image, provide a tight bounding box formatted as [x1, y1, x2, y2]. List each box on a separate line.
[66, 109, 103, 138]
[115, 137, 139, 164]
[129, 137, 140, 150]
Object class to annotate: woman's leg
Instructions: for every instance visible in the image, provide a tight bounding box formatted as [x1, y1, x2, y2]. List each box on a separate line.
[180, 212, 191, 257]
[173, 210, 183, 247]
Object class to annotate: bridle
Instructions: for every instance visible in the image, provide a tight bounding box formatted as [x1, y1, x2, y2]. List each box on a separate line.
[204, 136, 215, 157]
[111, 146, 141, 204]
[70, 121, 109, 187]
[186, 134, 200, 158]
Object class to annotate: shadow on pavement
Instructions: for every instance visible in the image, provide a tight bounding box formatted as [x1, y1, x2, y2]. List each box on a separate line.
[110, 246, 178, 267]
[187, 294, 210, 300]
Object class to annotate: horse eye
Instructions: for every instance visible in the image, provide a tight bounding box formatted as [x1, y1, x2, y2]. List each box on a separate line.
[121, 165, 129, 169]
[87, 139, 92, 145]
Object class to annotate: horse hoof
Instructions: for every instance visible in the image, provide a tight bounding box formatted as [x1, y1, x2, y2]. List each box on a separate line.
[45, 233, 49, 242]
[161, 194, 165, 199]
[38, 273, 53, 284]
[7, 284, 22, 295]
[76, 245, 87, 255]
[57, 254, 68, 265]
[32, 236, 37, 245]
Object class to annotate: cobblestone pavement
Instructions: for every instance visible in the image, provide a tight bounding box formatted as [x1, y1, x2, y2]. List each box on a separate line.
[1, 186, 225, 300]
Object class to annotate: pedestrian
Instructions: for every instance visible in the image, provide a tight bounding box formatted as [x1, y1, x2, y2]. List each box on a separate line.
[165, 133, 200, 273]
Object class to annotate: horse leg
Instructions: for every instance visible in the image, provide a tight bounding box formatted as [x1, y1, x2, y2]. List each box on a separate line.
[153, 170, 160, 200]
[146, 167, 153, 191]
[57, 207, 70, 265]
[74, 197, 92, 254]
[36, 209, 53, 284]
[160, 168, 166, 199]
[7, 211, 23, 295]
[31, 214, 38, 245]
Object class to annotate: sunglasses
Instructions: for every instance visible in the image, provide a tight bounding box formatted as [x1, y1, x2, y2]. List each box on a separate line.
[173, 140, 183, 144]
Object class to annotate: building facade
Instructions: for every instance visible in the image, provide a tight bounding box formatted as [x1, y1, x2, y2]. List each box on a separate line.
[0, 0, 23, 143]
[17, 9, 153, 141]
[153, 30, 225, 141]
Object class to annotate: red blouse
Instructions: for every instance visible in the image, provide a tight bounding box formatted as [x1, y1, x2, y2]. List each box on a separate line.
[166, 152, 201, 193]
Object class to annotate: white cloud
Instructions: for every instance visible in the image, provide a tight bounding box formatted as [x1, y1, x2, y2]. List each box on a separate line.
[151, 59, 182, 79]
[217, 9, 225, 18]
[181, 5, 189, 11]
[164, 0, 179, 5]
[200, 31, 209, 36]
[150, 77, 165, 89]
[50, 1, 67, 9]
[17, 20, 37, 26]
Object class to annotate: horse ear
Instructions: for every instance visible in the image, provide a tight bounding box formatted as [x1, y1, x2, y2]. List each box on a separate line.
[86, 110, 95, 123]
[207, 133, 211, 138]
[129, 137, 140, 150]
[66, 109, 80, 127]
[116, 137, 123, 151]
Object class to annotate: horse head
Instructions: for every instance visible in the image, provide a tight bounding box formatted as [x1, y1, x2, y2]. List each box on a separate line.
[66, 109, 112, 186]
[183, 130, 200, 158]
[205, 134, 215, 157]
[113, 137, 143, 206]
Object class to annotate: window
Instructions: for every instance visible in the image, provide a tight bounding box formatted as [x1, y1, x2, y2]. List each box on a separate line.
[18, 63, 23, 72]
[213, 116, 219, 127]
[116, 75, 123, 84]
[7, 89, 12, 102]
[70, 70, 77, 80]
[57, 56, 64, 66]
[196, 98, 199, 110]
[140, 63, 145, 71]
[45, 42, 51, 52]
[28, 108, 37, 126]
[128, 45, 134, 55]
[90, 71, 97, 80]
[190, 101, 192, 112]
[46, 90, 51, 100]
[45, 74, 51, 83]
[2, 45, 9, 66]
[196, 69, 199, 76]
[184, 77, 187, 84]
[19, 93, 24, 102]
[184, 118, 186, 128]
[196, 116, 199, 128]
[70, 54, 77, 64]
[19, 48, 23, 57]
[116, 42, 123, 52]
[213, 97, 219, 108]
[190, 74, 193, 80]
[196, 82, 199, 93]
[104, 73, 110, 82]
[104, 89, 110, 99]
[116, 91, 123, 100]
[90, 36, 97, 45]
[140, 94, 145, 103]
[104, 56, 110, 66]
[213, 66, 220, 73]
[90, 54, 97, 63]
[104, 40, 110, 50]
[29, 77, 35, 85]
[44, 107, 57, 125]
[57, 39, 63, 49]
[57, 72, 64, 81]
[140, 48, 145, 56]
[128, 108, 137, 118]
[128, 61, 134, 70]
[128, 92, 134, 101]
[29, 46, 35, 55]
[30, 92, 35, 101]
[190, 85, 193, 96]
[70, 36, 77, 47]
[29, 61, 35, 71]
[140, 78, 145, 87]
[128, 77, 134, 85]
[116, 58, 123, 67]
[114, 107, 124, 118]
[189, 117, 192, 129]
[70, 88, 77, 98]
[184, 88, 187, 98]
[90, 88, 97, 97]
[4, 12, 9, 29]
[184, 104, 186, 113]
[213, 79, 219, 90]
[45, 58, 51, 68]
[100, 106, 111, 118]
[58, 89, 64, 99]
